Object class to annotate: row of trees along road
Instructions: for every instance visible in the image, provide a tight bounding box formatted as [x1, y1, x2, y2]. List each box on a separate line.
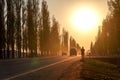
[91, 0, 120, 56]
[0, 0, 80, 59]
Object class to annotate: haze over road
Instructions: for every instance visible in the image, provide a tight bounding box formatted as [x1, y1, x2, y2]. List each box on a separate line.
[0, 56, 80, 80]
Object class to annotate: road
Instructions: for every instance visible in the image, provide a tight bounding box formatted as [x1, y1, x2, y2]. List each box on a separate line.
[0, 56, 81, 80]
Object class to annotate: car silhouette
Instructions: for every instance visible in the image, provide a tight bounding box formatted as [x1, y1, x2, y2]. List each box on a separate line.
[70, 48, 77, 56]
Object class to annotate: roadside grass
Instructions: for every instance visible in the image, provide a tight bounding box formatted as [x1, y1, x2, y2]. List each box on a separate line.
[81, 58, 120, 80]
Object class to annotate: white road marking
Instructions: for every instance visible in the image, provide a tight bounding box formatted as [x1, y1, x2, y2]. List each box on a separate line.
[4, 57, 76, 80]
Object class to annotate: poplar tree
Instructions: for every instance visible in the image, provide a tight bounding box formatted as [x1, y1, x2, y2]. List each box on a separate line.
[6, 0, 15, 58]
[0, 0, 5, 59]
[62, 29, 69, 53]
[40, 0, 50, 55]
[15, 0, 22, 58]
[27, 0, 40, 57]
[50, 16, 60, 55]
[22, 0, 27, 57]
[33, 0, 40, 56]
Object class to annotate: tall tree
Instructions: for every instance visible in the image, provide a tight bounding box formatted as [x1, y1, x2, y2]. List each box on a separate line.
[0, 0, 5, 59]
[93, 0, 120, 56]
[50, 16, 60, 55]
[108, 0, 120, 54]
[33, 0, 40, 56]
[40, 0, 50, 55]
[39, 17, 43, 56]
[27, 0, 40, 57]
[27, 0, 34, 57]
[15, 0, 22, 58]
[6, 0, 15, 59]
[62, 29, 69, 53]
[23, 27, 28, 57]
[70, 36, 76, 49]
[21, 0, 27, 57]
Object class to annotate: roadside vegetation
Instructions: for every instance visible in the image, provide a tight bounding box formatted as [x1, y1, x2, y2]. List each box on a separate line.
[81, 58, 120, 80]
[59, 57, 120, 80]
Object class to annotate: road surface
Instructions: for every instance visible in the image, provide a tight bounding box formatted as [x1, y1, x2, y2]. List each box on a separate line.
[0, 56, 80, 80]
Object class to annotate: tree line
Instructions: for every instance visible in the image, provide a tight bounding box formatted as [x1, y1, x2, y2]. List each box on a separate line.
[0, 0, 80, 59]
[91, 0, 120, 56]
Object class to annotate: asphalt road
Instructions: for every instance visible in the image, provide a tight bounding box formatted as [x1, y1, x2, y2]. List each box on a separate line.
[0, 56, 81, 80]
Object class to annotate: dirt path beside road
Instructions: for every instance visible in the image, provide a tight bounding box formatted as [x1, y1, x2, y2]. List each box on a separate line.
[58, 57, 120, 80]
[58, 59, 84, 80]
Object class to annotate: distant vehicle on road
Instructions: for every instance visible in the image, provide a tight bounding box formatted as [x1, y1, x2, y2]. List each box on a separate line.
[62, 52, 67, 56]
[70, 48, 77, 56]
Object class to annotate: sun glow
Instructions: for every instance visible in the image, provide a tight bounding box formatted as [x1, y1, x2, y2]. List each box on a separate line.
[71, 7, 99, 33]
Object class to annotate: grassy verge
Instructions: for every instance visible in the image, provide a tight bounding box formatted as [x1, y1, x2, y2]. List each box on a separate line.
[81, 58, 120, 80]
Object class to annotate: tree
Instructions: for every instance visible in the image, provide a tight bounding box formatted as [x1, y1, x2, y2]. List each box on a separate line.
[23, 27, 28, 57]
[21, 0, 27, 57]
[32, 0, 40, 56]
[6, 0, 15, 59]
[50, 16, 60, 55]
[39, 19, 43, 56]
[40, 0, 51, 55]
[27, 0, 34, 57]
[27, 0, 40, 57]
[0, 0, 5, 59]
[108, 0, 120, 54]
[70, 36, 76, 49]
[15, 0, 22, 58]
[62, 29, 69, 53]
[93, 0, 120, 56]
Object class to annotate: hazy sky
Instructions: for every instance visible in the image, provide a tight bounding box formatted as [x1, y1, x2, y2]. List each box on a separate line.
[43, 0, 109, 50]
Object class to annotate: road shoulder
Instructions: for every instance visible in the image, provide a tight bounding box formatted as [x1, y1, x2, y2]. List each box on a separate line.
[58, 59, 84, 80]
[58, 57, 120, 80]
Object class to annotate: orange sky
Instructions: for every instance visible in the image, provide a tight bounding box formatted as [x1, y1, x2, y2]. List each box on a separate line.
[44, 0, 109, 50]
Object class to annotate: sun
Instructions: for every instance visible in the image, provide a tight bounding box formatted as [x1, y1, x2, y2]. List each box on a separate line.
[71, 7, 98, 32]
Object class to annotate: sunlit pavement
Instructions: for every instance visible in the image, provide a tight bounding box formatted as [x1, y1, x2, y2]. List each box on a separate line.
[0, 56, 81, 80]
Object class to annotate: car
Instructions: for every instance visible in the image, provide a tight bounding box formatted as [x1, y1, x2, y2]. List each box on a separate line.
[62, 52, 67, 56]
[70, 48, 77, 56]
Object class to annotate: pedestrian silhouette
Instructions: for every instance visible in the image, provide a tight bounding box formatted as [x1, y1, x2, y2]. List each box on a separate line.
[81, 46, 85, 61]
